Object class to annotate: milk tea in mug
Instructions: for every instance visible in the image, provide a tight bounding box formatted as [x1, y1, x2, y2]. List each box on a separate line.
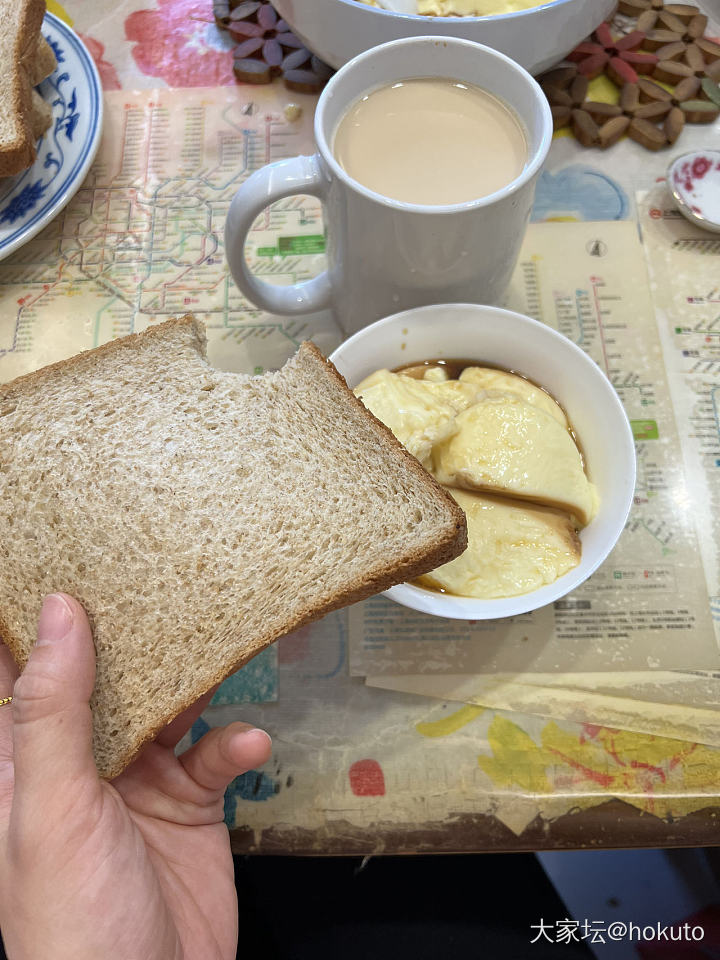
[333, 77, 528, 205]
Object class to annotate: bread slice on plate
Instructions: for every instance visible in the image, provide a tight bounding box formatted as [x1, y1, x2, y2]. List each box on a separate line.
[28, 89, 52, 140]
[29, 34, 57, 87]
[0, 316, 466, 779]
[0, 0, 46, 177]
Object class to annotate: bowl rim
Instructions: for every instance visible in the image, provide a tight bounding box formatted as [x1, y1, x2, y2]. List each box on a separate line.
[329, 302, 636, 620]
[333, 0, 572, 24]
[315, 36, 553, 216]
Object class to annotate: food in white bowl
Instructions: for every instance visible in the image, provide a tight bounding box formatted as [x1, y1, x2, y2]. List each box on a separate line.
[418, 489, 582, 599]
[420, 0, 546, 11]
[360, 0, 552, 14]
[354, 360, 597, 598]
[272, 0, 617, 76]
[328, 303, 636, 620]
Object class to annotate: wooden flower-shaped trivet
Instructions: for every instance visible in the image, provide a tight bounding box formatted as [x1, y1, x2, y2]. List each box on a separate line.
[618, 0, 665, 14]
[567, 25, 658, 84]
[631, 3, 707, 39]
[213, 0, 334, 92]
[540, 3, 720, 150]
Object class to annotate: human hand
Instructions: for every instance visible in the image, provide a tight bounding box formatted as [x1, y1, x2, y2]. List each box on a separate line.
[0, 593, 272, 960]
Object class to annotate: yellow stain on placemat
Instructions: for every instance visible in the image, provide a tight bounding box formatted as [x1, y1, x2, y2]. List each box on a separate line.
[479, 716, 720, 818]
[588, 74, 620, 105]
[416, 704, 485, 738]
[553, 74, 625, 139]
[479, 716, 551, 793]
[47, 1, 73, 25]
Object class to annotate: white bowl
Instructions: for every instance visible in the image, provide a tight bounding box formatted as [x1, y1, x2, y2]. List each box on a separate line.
[273, 0, 616, 76]
[328, 303, 636, 619]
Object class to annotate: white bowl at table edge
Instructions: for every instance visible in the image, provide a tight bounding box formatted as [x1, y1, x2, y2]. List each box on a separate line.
[328, 303, 636, 620]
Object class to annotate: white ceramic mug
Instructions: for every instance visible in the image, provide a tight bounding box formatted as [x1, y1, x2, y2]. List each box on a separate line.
[225, 36, 553, 335]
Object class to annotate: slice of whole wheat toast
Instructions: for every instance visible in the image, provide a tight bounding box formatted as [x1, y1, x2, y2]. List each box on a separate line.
[29, 34, 56, 87]
[0, 0, 46, 177]
[0, 315, 466, 778]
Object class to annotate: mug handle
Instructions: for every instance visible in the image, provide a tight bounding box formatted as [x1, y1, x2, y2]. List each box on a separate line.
[224, 155, 332, 316]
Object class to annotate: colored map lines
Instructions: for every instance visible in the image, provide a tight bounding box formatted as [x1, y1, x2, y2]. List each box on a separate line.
[507, 222, 710, 643]
[0, 89, 329, 377]
[672, 237, 720, 255]
[640, 190, 720, 632]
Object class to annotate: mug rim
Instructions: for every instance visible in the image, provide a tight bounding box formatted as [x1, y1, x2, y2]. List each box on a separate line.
[314, 35, 553, 215]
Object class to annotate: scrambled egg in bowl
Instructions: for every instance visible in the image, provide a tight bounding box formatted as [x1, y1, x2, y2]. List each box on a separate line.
[359, 0, 551, 15]
[354, 362, 598, 600]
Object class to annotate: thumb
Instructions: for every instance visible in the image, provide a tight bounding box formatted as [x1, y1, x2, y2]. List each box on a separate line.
[12, 594, 98, 798]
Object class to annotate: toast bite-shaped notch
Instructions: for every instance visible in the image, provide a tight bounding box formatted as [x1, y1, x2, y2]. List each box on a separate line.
[0, 316, 466, 778]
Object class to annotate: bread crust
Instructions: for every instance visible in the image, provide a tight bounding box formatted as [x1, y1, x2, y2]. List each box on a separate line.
[301, 339, 467, 562]
[0, 316, 467, 779]
[0, 0, 47, 177]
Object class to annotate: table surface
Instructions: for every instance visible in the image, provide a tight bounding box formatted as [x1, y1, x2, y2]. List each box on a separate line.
[4, 0, 720, 854]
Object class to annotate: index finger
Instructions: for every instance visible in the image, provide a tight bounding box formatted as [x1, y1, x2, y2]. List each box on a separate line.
[153, 685, 220, 750]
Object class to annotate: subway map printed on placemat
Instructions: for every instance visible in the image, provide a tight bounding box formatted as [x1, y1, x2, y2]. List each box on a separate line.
[0, 86, 339, 385]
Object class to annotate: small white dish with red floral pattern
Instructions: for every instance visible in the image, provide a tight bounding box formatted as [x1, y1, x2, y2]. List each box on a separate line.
[667, 150, 720, 235]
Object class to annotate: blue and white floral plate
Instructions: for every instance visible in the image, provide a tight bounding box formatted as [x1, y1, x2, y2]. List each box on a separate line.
[0, 13, 103, 261]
